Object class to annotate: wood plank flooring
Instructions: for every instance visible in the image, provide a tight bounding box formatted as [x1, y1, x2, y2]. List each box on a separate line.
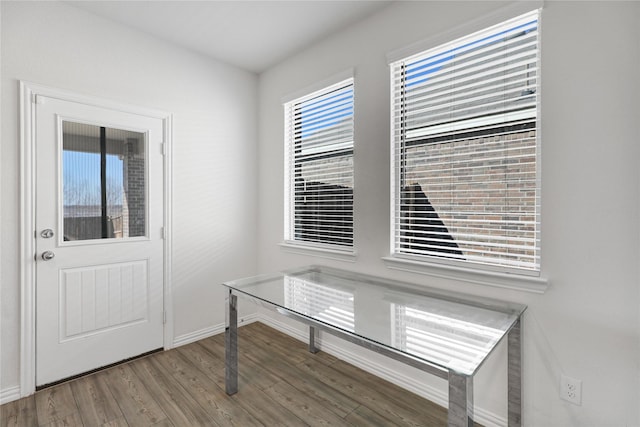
[1, 322, 463, 427]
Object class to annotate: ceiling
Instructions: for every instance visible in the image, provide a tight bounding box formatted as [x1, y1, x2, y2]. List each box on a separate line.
[67, 1, 393, 74]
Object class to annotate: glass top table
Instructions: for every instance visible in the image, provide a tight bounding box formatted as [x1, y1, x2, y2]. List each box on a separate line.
[222, 265, 526, 427]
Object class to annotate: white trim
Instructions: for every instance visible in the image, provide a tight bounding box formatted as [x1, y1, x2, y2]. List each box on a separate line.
[162, 114, 175, 350]
[20, 81, 37, 397]
[22, 82, 171, 119]
[173, 325, 224, 348]
[279, 242, 356, 262]
[19, 81, 173, 397]
[387, 1, 544, 64]
[382, 256, 548, 294]
[172, 314, 260, 348]
[256, 313, 506, 427]
[281, 68, 354, 105]
[535, 7, 544, 286]
[0, 386, 21, 405]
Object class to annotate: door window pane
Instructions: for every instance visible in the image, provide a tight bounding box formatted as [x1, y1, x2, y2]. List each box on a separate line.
[62, 121, 146, 241]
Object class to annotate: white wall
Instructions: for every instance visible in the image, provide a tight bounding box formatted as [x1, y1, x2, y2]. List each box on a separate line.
[257, 1, 640, 426]
[1, 1, 258, 396]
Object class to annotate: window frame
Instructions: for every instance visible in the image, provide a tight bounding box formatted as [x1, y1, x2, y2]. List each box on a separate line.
[283, 75, 356, 256]
[388, 9, 543, 280]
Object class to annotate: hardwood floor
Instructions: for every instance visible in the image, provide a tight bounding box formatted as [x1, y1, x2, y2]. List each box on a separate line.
[1, 322, 458, 427]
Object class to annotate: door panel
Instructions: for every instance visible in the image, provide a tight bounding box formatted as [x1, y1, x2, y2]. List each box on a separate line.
[35, 96, 164, 386]
[59, 260, 149, 341]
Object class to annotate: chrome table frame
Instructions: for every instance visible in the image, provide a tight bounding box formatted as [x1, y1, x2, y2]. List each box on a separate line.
[224, 277, 523, 427]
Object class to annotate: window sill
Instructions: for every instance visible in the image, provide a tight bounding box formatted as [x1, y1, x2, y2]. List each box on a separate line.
[381, 256, 549, 294]
[279, 242, 357, 263]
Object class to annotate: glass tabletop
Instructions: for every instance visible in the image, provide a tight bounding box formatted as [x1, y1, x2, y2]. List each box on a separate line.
[223, 265, 526, 376]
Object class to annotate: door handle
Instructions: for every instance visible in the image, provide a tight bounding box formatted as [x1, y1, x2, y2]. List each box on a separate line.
[41, 251, 55, 261]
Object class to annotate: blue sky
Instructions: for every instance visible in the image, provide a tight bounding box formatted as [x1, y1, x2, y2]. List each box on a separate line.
[63, 150, 123, 206]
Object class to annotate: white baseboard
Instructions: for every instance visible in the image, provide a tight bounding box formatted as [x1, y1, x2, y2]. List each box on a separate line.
[1, 385, 21, 405]
[173, 325, 224, 348]
[256, 313, 506, 427]
[172, 313, 259, 348]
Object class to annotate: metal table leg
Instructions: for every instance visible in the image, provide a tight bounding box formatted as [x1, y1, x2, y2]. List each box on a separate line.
[508, 317, 522, 427]
[225, 291, 238, 395]
[448, 372, 473, 427]
[309, 326, 319, 354]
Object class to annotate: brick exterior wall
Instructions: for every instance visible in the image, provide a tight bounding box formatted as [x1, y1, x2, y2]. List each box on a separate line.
[301, 155, 352, 188]
[403, 129, 537, 266]
[122, 138, 146, 237]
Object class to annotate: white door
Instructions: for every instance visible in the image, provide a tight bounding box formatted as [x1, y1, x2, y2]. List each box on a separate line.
[35, 96, 165, 387]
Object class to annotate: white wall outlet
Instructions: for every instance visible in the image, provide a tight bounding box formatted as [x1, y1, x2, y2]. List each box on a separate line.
[560, 374, 582, 405]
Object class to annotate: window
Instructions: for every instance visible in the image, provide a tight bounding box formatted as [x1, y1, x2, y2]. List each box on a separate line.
[284, 78, 354, 250]
[62, 121, 146, 241]
[390, 10, 540, 274]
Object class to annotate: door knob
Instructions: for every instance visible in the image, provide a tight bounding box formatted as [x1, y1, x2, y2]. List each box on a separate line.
[41, 251, 55, 261]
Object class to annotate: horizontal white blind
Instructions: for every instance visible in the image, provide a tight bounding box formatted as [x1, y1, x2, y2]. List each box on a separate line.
[391, 10, 540, 272]
[285, 79, 354, 248]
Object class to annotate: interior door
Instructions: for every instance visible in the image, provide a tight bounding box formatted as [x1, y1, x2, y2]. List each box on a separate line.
[35, 96, 165, 387]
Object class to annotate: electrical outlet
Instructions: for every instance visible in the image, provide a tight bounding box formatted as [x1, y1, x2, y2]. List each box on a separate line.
[560, 374, 582, 405]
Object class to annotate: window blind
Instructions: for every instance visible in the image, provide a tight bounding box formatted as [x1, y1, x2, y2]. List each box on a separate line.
[390, 10, 540, 273]
[284, 79, 354, 249]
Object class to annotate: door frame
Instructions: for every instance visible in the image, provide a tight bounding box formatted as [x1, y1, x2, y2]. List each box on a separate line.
[19, 81, 174, 397]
